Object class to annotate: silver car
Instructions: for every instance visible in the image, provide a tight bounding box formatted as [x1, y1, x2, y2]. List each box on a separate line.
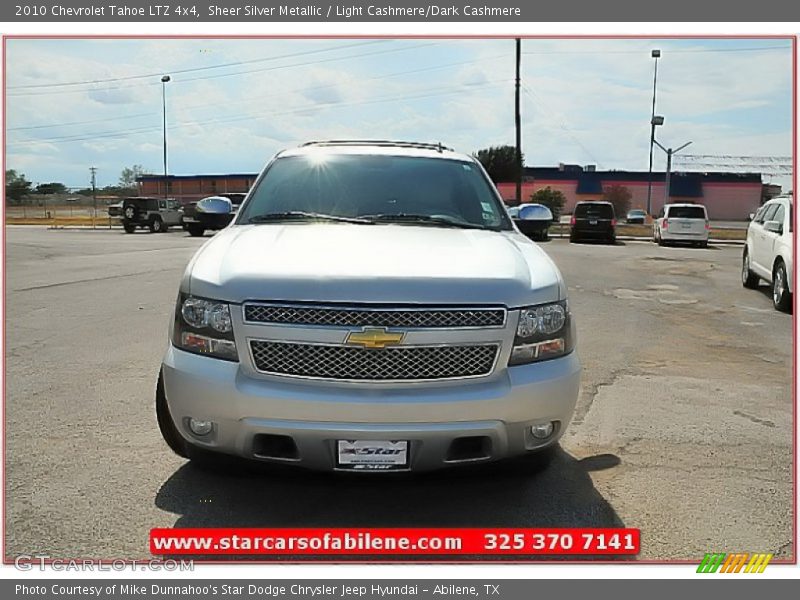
[157, 141, 581, 472]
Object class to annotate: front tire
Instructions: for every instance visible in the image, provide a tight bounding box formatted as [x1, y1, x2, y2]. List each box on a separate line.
[155, 370, 189, 459]
[123, 223, 136, 234]
[187, 224, 206, 237]
[773, 261, 791, 313]
[149, 216, 164, 233]
[742, 249, 760, 289]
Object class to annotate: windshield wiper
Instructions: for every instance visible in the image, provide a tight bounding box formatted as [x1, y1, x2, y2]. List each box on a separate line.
[246, 211, 373, 225]
[360, 213, 489, 230]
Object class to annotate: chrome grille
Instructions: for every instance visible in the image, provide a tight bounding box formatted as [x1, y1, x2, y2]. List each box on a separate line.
[250, 341, 500, 381]
[243, 304, 505, 328]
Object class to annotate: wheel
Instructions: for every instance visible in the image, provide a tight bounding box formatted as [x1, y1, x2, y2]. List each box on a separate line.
[187, 224, 206, 237]
[741, 249, 760, 289]
[569, 233, 578, 243]
[123, 223, 136, 234]
[608, 235, 616, 245]
[149, 216, 164, 233]
[123, 204, 138, 221]
[542, 230, 549, 242]
[772, 261, 791, 313]
[699, 240, 708, 248]
[155, 370, 189, 459]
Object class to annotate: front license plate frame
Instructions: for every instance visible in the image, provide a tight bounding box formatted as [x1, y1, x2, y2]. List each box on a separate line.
[336, 440, 410, 471]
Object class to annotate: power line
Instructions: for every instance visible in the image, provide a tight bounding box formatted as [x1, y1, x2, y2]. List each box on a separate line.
[8, 79, 509, 148]
[7, 40, 389, 90]
[522, 44, 791, 56]
[7, 42, 439, 98]
[8, 52, 510, 133]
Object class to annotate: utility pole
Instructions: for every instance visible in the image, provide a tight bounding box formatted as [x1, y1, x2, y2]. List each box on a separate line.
[515, 38, 522, 205]
[646, 49, 661, 216]
[161, 75, 171, 199]
[89, 166, 97, 229]
[654, 140, 692, 204]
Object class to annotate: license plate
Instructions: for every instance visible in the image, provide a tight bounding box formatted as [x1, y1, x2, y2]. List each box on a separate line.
[681, 222, 691, 229]
[589, 219, 598, 225]
[337, 440, 409, 470]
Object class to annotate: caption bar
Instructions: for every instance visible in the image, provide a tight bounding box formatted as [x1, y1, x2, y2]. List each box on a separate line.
[150, 527, 640, 555]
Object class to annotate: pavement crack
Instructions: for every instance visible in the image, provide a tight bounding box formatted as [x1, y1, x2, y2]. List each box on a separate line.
[16, 269, 171, 291]
[732, 410, 775, 428]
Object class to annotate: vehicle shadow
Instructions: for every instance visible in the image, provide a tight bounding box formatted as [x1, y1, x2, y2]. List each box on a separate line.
[154, 447, 625, 560]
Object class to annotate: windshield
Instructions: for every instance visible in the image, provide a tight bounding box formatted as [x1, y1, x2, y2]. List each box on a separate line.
[667, 206, 706, 219]
[238, 154, 511, 230]
[575, 203, 614, 218]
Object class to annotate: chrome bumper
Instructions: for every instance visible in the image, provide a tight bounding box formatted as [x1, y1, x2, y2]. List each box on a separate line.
[161, 345, 581, 472]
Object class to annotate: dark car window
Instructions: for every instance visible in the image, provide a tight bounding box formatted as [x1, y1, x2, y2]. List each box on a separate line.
[757, 203, 780, 224]
[574, 203, 614, 218]
[240, 154, 511, 230]
[666, 206, 706, 219]
[771, 204, 786, 228]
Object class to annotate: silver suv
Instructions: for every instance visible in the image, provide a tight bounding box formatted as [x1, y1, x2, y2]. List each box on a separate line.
[156, 141, 581, 472]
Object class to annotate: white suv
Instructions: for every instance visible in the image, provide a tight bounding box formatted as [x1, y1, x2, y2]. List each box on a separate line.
[653, 203, 710, 247]
[156, 141, 580, 472]
[742, 194, 793, 312]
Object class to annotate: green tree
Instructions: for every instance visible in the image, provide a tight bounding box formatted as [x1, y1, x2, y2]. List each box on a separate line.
[530, 187, 566, 221]
[118, 164, 148, 190]
[603, 184, 632, 219]
[474, 145, 523, 183]
[5, 169, 32, 204]
[35, 182, 69, 195]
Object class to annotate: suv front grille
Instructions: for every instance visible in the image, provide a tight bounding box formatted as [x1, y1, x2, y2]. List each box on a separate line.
[250, 341, 500, 381]
[243, 304, 505, 329]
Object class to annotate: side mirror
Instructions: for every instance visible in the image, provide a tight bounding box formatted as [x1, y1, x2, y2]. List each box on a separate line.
[763, 220, 783, 235]
[748, 213, 755, 221]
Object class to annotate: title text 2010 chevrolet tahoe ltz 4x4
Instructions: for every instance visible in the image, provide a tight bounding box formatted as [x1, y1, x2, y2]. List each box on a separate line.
[157, 141, 581, 472]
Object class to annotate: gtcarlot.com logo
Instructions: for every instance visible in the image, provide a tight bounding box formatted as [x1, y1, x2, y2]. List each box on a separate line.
[697, 552, 773, 573]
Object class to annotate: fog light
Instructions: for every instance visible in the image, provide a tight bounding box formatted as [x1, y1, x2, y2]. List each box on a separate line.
[189, 418, 214, 436]
[530, 422, 555, 439]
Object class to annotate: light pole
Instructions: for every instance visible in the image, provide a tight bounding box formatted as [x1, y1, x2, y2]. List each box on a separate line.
[161, 75, 171, 199]
[646, 49, 661, 216]
[654, 138, 692, 204]
[514, 38, 522, 205]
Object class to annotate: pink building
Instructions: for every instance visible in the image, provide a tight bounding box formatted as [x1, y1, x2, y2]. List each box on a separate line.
[496, 166, 764, 220]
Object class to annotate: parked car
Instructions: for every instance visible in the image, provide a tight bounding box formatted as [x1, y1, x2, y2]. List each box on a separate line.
[626, 209, 647, 224]
[181, 192, 247, 237]
[569, 201, 616, 244]
[107, 201, 124, 218]
[512, 203, 553, 241]
[121, 197, 182, 233]
[157, 140, 580, 472]
[653, 203, 709, 247]
[742, 194, 793, 312]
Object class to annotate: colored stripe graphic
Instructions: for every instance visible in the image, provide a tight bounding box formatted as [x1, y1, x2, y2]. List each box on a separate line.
[697, 552, 773, 573]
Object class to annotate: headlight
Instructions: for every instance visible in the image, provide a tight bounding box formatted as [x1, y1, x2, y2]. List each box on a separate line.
[509, 300, 574, 366]
[173, 294, 238, 361]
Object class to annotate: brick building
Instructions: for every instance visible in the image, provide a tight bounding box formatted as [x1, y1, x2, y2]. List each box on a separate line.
[496, 166, 765, 220]
[139, 166, 766, 220]
[136, 174, 257, 204]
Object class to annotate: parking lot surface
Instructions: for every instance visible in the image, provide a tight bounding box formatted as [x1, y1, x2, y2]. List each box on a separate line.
[4, 226, 793, 561]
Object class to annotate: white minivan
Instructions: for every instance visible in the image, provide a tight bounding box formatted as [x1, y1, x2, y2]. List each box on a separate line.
[653, 203, 710, 247]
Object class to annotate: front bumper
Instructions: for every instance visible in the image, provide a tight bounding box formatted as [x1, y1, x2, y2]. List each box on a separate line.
[161, 346, 581, 472]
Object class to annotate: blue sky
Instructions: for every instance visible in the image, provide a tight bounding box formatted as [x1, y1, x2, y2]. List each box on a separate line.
[5, 38, 794, 190]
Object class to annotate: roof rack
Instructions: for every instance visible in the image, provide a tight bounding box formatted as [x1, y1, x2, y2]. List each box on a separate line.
[299, 140, 454, 153]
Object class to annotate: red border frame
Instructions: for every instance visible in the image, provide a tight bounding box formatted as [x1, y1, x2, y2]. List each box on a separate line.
[1, 33, 797, 568]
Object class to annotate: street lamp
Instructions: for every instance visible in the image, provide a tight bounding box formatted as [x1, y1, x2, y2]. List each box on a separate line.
[161, 75, 171, 199]
[653, 137, 692, 204]
[646, 49, 661, 216]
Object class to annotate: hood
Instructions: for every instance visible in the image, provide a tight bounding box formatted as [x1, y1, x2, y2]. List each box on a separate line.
[185, 224, 564, 307]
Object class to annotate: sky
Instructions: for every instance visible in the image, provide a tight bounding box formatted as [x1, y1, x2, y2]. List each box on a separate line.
[4, 37, 794, 191]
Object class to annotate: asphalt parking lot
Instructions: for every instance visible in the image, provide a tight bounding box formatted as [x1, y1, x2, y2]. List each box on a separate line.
[4, 226, 793, 561]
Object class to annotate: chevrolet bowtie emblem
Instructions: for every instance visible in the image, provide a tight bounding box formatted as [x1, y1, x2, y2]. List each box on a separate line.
[346, 327, 405, 349]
